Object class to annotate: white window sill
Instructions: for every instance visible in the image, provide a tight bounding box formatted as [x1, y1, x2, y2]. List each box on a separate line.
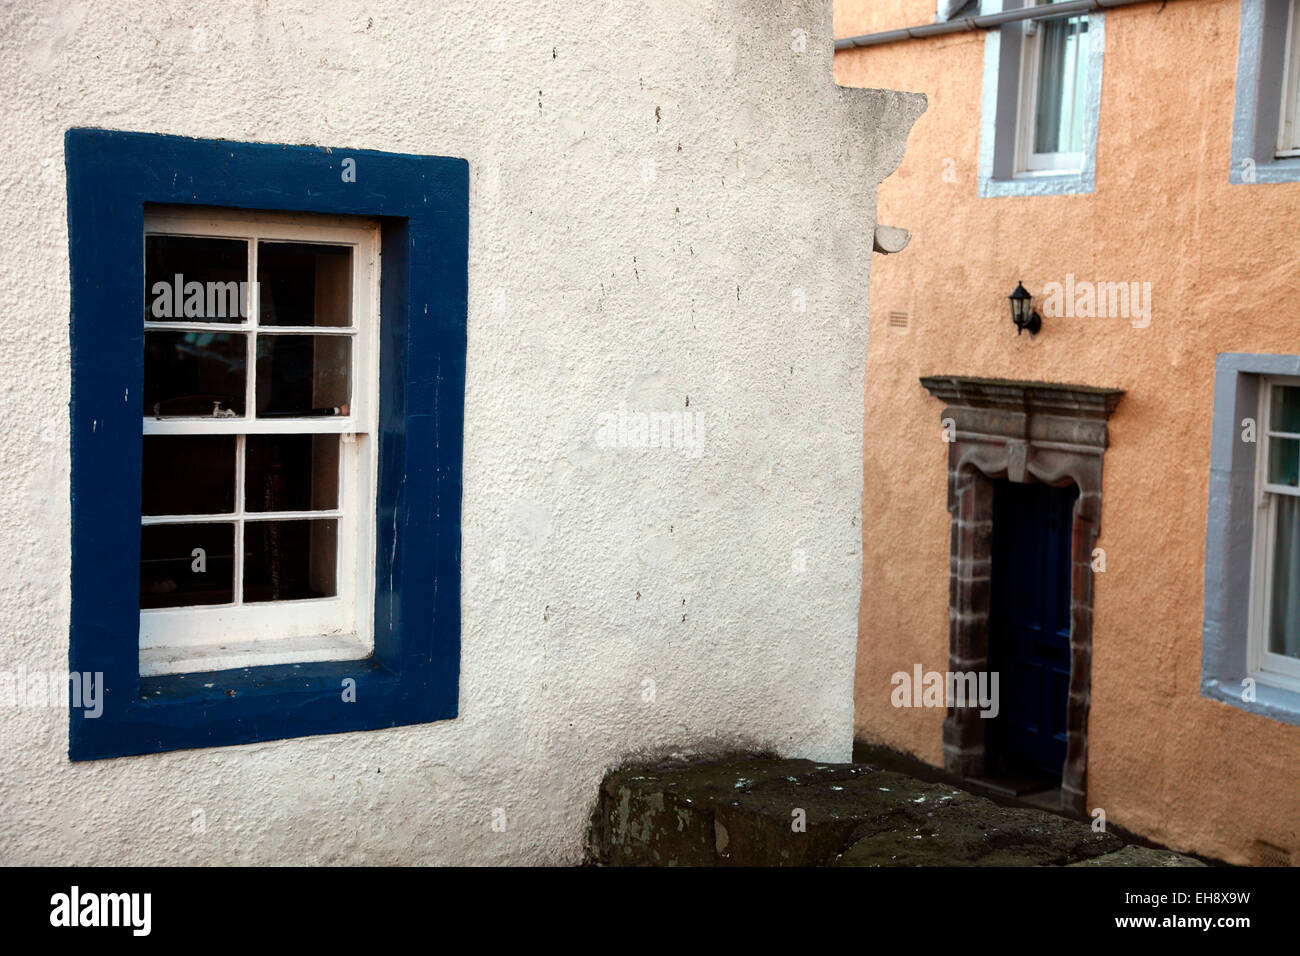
[140, 632, 372, 677]
[1012, 165, 1085, 178]
[1252, 667, 1300, 696]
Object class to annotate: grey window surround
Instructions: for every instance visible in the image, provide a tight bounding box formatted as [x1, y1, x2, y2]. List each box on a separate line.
[1230, 0, 1300, 185]
[1203, 352, 1300, 725]
[938, 0, 979, 21]
[978, 0, 1105, 197]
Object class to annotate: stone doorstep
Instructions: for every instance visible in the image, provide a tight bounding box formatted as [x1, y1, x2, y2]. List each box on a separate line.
[587, 755, 1206, 868]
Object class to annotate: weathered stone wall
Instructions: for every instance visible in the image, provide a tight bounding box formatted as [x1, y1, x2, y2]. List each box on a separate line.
[588, 754, 1207, 866]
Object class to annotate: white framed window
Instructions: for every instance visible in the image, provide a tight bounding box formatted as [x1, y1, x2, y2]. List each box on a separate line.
[1278, 0, 1300, 156]
[139, 207, 381, 677]
[1015, 1, 1090, 174]
[1248, 377, 1300, 691]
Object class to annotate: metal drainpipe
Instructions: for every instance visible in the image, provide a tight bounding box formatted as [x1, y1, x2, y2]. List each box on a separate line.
[834, 0, 1170, 51]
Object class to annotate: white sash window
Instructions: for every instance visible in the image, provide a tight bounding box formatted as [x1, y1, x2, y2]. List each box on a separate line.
[1279, 0, 1300, 156]
[139, 208, 381, 676]
[1251, 377, 1300, 689]
[1016, 1, 1090, 174]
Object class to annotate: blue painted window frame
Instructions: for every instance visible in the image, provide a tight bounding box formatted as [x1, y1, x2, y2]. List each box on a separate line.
[65, 128, 467, 760]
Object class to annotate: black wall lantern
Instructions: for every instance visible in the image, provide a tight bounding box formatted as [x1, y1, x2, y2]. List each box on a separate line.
[1008, 281, 1041, 336]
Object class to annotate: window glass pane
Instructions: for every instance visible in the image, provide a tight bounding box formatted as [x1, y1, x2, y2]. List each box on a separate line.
[1285, 0, 1300, 151]
[258, 242, 352, 327]
[142, 436, 236, 516]
[145, 236, 248, 323]
[243, 518, 338, 603]
[245, 434, 340, 513]
[1268, 437, 1300, 487]
[1268, 495, 1300, 659]
[141, 523, 235, 609]
[1033, 15, 1089, 155]
[255, 334, 350, 417]
[144, 331, 247, 418]
[1270, 384, 1300, 433]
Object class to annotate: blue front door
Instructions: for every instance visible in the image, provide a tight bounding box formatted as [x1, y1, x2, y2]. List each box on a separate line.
[987, 479, 1077, 780]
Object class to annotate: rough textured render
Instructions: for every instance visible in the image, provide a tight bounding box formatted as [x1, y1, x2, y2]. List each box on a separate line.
[0, 0, 922, 864]
[839, 0, 1300, 866]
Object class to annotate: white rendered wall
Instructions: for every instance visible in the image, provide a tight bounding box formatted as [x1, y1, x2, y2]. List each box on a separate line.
[0, 0, 922, 864]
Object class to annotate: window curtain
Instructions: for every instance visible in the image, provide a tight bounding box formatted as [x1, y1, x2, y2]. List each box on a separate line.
[1271, 495, 1300, 659]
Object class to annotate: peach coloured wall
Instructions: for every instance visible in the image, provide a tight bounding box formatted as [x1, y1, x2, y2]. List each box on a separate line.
[836, 0, 1300, 864]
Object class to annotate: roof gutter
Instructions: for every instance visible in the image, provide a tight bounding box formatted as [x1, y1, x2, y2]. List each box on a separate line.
[834, 0, 1168, 51]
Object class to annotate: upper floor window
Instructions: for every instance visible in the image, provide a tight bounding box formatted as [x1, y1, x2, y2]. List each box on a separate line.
[978, 0, 1103, 197]
[1016, 2, 1090, 174]
[1251, 378, 1300, 690]
[139, 208, 380, 677]
[1230, 0, 1300, 183]
[1279, 0, 1300, 156]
